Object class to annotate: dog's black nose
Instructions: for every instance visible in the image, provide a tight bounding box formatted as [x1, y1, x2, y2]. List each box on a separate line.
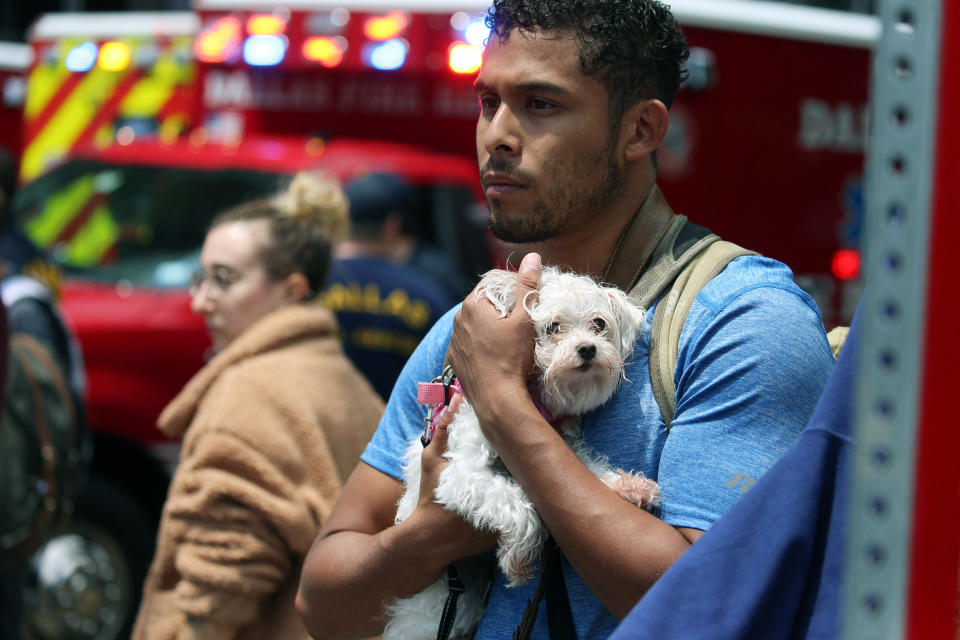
[577, 344, 597, 361]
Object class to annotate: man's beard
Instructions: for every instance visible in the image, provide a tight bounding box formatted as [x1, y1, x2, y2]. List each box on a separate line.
[483, 142, 624, 244]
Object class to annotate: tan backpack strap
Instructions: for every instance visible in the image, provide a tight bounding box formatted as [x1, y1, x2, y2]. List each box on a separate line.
[649, 240, 757, 428]
[626, 216, 719, 310]
[601, 184, 676, 292]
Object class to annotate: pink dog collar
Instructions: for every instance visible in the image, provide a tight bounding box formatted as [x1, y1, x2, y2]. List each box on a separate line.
[416, 375, 565, 446]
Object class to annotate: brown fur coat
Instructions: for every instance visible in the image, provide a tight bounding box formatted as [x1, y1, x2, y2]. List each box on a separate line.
[133, 304, 383, 640]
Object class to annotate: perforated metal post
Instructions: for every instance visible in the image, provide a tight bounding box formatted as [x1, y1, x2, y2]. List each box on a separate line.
[843, 0, 960, 638]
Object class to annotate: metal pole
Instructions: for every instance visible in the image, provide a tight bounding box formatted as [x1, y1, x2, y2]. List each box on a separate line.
[843, 0, 959, 637]
[903, 0, 960, 634]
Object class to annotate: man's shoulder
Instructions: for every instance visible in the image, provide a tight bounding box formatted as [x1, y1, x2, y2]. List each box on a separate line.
[696, 253, 817, 316]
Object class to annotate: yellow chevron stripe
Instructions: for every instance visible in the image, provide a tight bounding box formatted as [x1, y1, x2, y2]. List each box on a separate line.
[65, 204, 118, 266]
[21, 63, 132, 181]
[23, 38, 77, 120]
[119, 46, 195, 118]
[25, 174, 96, 248]
[119, 73, 175, 118]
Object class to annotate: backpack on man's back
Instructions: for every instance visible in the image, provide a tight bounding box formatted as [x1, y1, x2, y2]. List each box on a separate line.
[625, 216, 848, 428]
[0, 282, 85, 567]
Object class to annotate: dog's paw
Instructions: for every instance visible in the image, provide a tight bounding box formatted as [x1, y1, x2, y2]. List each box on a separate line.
[497, 536, 543, 588]
[602, 469, 661, 509]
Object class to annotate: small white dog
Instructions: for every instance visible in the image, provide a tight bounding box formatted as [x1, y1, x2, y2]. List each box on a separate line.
[384, 266, 661, 639]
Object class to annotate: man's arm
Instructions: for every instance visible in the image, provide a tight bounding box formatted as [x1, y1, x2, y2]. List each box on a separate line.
[296, 398, 497, 639]
[447, 253, 697, 619]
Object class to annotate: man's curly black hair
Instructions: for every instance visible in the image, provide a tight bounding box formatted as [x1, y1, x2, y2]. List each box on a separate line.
[485, 0, 689, 126]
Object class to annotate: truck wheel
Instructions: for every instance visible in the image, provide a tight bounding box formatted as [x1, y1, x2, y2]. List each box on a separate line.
[23, 475, 157, 640]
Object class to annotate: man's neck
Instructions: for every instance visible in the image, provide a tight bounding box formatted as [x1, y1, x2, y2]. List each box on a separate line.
[536, 177, 658, 280]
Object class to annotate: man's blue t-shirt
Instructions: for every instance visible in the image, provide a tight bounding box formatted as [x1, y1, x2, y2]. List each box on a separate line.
[361, 255, 835, 639]
[609, 303, 862, 639]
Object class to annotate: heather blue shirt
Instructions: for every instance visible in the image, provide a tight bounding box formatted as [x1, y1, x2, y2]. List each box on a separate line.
[610, 303, 861, 639]
[361, 255, 834, 639]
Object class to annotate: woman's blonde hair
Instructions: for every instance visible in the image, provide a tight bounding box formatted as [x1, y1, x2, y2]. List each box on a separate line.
[209, 171, 349, 297]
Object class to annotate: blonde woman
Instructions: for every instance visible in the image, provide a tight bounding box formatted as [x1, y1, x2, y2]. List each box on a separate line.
[133, 173, 384, 640]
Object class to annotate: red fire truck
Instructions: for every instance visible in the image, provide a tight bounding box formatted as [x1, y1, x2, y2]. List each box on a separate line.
[0, 40, 29, 163]
[9, 2, 877, 638]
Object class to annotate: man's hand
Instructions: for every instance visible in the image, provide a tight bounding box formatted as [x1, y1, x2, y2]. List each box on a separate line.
[412, 392, 498, 559]
[449, 252, 542, 421]
[298, 393, 498, 639]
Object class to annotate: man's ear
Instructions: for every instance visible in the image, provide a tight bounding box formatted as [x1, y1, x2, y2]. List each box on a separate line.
[619, 99, 670, 163]
[285, 272, 312, 302]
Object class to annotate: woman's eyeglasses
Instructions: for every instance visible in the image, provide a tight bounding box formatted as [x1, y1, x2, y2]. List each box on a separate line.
[189, 267, 242, 300]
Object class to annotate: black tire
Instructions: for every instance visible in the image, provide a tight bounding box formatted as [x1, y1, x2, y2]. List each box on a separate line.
[23, 475, 157, 640]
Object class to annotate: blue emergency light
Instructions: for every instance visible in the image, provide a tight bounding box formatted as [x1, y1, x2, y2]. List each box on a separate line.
[464, 19, 490, 46]
[243, 34, 286, 66]
[65, 42, 98, 72]
[365, 39, 408, 70]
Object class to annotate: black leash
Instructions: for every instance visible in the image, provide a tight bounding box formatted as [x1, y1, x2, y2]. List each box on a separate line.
[513, 538, 578, 640]
[436, 565, 466, 640]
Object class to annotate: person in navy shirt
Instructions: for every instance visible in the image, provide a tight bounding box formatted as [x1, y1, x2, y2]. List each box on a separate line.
[323, 172, 458, 400]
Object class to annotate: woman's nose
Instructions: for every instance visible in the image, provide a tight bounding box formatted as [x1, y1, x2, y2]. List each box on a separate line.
[190, 285, 214, 315]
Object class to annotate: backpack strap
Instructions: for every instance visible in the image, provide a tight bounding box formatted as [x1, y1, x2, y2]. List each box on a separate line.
[646, 240, 757, 427]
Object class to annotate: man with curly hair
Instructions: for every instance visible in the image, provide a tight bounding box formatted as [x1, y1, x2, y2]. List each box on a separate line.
[297, 1, 834, 638]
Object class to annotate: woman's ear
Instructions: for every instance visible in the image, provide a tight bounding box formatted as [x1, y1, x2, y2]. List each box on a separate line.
[620, 99, 670, 163]
[285, 272, 312, 302]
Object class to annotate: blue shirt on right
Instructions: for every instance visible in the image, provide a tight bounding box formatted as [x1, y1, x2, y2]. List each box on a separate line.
[610, 302, 863, 640]
[361, 254, 835, 640]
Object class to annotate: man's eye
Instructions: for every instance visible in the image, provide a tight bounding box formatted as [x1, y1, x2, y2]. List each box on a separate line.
[528, 98, 554, 111]
[478, 95, 500, 111]
[546, 322, 560, 335]
[592, 318, 606, 333]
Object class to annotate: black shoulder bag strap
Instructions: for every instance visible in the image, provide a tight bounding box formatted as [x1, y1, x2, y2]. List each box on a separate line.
[513, 538, 577, 640]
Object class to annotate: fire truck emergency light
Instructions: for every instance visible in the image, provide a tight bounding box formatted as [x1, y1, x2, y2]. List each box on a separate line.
[246, 14, 286, 36]
[196, 16, 242, 63]
[451, 12, 489, 45]
[448, 13, 488, 73]
[448, 43, 482, 74]
[364, 11, 409, 41]
[364, 39, 408, 70]
[65, 42, 98, 72]
[303, 36, 346, 67]
[464, 20, 490, 47]
[243, 34, 286, 66]
[98, 41, 131, 72]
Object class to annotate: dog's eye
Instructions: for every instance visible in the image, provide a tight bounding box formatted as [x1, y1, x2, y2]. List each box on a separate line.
[546, 322, 560, 335]
[591, 318, 607, 333]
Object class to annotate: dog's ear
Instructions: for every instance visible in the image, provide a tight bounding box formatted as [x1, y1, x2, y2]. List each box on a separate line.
[476, 269, 519, 317]
[606, 288, 645, 355]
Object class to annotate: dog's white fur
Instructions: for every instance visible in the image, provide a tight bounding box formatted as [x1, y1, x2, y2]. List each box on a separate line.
[384, 266, 661, 639]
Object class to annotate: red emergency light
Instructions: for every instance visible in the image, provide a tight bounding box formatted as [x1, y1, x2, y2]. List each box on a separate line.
[831, 248, 861, 280]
